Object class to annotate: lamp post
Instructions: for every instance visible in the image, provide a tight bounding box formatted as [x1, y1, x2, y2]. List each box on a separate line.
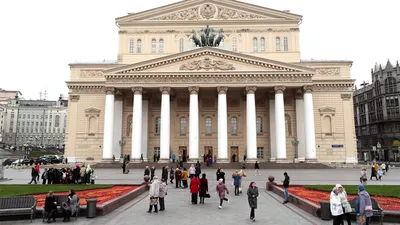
[118, 137, 126, 162]
[377, 142, 382, 162]
[292, 136, 299, 163]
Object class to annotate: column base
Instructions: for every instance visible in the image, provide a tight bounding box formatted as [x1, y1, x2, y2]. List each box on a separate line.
[102, 158, 114, 163]
[157, 159, 171, 163]
[305, 158, 318, 163]
[293, 158, 300, 163]
[345, 157, 358, 164]
[269, 157, 276, 162]
[298, 157, 306, 162]
[276, 158, 289, 163]
[217, 158, 229, 163]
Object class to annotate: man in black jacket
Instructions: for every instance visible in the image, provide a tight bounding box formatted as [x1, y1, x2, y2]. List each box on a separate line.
[282, 172, 290, 204]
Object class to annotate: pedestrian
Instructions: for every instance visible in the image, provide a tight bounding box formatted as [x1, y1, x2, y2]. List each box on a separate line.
[124, 160, 130, 174]
[175, 168, 182, 188]
[216, 167, 221, 181]
[203, 154, 206, 162]
[73, 164, 80, 184]
[158, 178, 168, 211]
[122, 158, 126, 174]
[161, 166, 169, 184]
[172, 153, 176, 163]
[282, 172, 290, 204]
[169, 167, 174, 184]
[199, 173, 209, 204]
[356, 184, 373, 225]
[150, 166, 156, 181]
[44, 190, 57, 223]
[181, 168, 188, 188]
[195, 162, 201, 177]
[80, 165, 86, 184]
[189, 164, 195, 179]
[148, 176, 160, 213]
[360, 167, 367, 186]
[330, 186, 344, 225]
[216, 178, 229, 209]
[247, 181, 259, 222]
[85, 164, 93, 184]
[35, 163, 41, 182]
[219, 169, 226, 184]
[190, 174, 200, 204]
[370, 164, 378, 180]
[28, 166, 38, 184]
[232, 171, 241, 196]
[41, 168, 48, 185]
[242, 160, 246, 169]
[381, 163, 386, 175]
[335, 184, 351, 225]
[238, 169, 247, 193]
[254, 161, 260, 176]
[377, 168, 383, 180]
[141, 154, 144, 162]
[144, 166, 150, 176]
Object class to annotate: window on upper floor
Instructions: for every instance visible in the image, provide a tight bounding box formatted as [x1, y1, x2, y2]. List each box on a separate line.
[155, 117, 161, 134]
[276, 37, 281, 51]
[252, 38, 258, 51]
[179, 38, 184, 52]
[231, 117, 238, 135]
[205, 117, 212, 135]
[285, 114, 292, 136]
[151, 39, 157, 53]
[375, 81, 381, 95]
[129, 39, 134, 53]
[159, 39, 164, 53]
[137, 39, 142, 53]
[232, 37, 237, 52]
[385, 77, 397, 94]
[55, 115, 60, 127]
[256, 116, 263, 135]
[260, 37, 265, 51]
[180, 117, 187, 135]
[284, 37, 289, 51]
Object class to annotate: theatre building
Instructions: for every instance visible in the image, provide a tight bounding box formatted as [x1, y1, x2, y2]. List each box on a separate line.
[65, 0, 357, 163]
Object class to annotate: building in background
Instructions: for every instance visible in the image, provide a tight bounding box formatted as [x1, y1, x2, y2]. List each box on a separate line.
[0, 88, 22, 144]
[3, 94, 68, 149]
[353, 60, 400, 162]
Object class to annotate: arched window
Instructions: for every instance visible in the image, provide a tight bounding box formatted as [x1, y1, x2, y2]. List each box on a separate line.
[129, 39, 134, 53]
[179, 38, 184, 52]
[260, 37, 265, 51]
[232, 37, 237, 51]
[375, 81, 381, 95]
[285, 114, 292, 136]
[253, 37, 258, 51]
[256, 116, 263, 134]
[159, 39, 164, 53]
[276, 37, 281, 51]
[54, 115, 60, 127]
[88, 116, 97, 134]
[205, 117, 212, 135]
[151, 39, 157, 53]
[323, 116, 332, 134]
[127, 115, 133, 136]
[137, 39, 142, 53]
[155, 117, 161, 134]
[180, 117, 187, 135]
[284, 37, 289, 51]
[231, 117, 238, 135]
[385, 77, 397, 94]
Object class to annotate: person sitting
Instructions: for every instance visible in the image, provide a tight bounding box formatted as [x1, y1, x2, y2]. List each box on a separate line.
[61, 189, 78, 222]
[44, 191, 58, 223]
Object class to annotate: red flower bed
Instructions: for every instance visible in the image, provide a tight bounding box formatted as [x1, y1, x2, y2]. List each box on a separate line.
[279, 186, 400, 211]
[34, 185, 138, 208]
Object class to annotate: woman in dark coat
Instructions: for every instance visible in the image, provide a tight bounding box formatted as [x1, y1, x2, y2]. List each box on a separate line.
[219, 169, 226, 184]
[216, 167, 221, 181]
[44, 191, 58, 223]
[199, 173, 209, 204]
[247, 181, 259, 222]
[162, 166, 169, 184]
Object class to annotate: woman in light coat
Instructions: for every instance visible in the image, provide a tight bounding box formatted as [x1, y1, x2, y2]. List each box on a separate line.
[336, 184, 352, 225]
[330, 186, 343, 225]
[247, 181, 259, 222]
[158, 178, 168, 211]
[216, 178, 229, 209]
[148, 176, 160, 213]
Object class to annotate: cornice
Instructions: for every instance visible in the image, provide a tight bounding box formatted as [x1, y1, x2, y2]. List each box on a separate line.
[120, 28, 299, 35]
[312, 83, 353, 92]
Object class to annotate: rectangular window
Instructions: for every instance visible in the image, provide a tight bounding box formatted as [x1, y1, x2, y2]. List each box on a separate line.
[23, 114, 26, 119]
[276, 37, 281, 51]
[284, 37, 289, 51]
[253, 38, 258, 52]
[232, 38, 237, 52]
[28, 114, 30, 119]
[129, 39, 134, 53]
[137, 39, 142, 53]
[257, 147, 264, 159]
[151, 39, 157, 53]
[36, 115, 39, 119]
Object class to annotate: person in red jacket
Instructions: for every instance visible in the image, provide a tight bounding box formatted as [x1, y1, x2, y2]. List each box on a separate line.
[190, 174, 200, 204]
[35, 163, 40, 182]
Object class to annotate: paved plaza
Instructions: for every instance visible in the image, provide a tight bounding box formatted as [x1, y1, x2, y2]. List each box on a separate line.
[1, 167, 399, 224]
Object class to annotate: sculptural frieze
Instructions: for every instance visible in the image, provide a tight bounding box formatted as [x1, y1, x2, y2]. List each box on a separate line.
[80, 70, 104, 77]
[200, 4, 216, 19]
[316, 68, 340, 76]
[216, 6, 267, 20]
[150, 7, 200, 20]
[179, 57, 235, 71]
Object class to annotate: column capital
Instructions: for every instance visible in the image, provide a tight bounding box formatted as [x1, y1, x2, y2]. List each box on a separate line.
[217, 86, 228, 94]
[69, 95, 80, 102]
[105, 87, 115, 95]
[160, 87, 171, 94]
[341, 93, 352, 100]
[303, 85, 313, 93]
[115, 91, 124, 101]
[131, 87, 143, 95]
[274, 86, 286, 94]
[245, 86, 257, 94]
[295, 89, 303, 99]
[188, 86, 199, 94]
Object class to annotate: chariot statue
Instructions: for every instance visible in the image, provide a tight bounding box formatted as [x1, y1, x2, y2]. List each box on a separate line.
[191, 25, 224, 47]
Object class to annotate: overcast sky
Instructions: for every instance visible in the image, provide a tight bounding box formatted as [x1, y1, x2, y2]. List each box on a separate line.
[0, 0, 399, 100]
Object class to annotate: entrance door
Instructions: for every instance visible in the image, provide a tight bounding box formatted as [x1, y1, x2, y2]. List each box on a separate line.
[204, 146, 213, 161]
[230, 146, 239, 162]
[179, 146, 188, 162]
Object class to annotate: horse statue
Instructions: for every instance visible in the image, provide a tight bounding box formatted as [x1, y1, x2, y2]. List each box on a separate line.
[214, 28, 224, 46]
[208, 28, 216, 46]
[191, 29, 201, 47]
[200, 28, 207, 47]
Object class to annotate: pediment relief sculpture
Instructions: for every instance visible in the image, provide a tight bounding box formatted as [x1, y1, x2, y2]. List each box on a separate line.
[80, 70, 104, 77]
[316, 68, 340, 76]
[179, 57, 235, 71]
[319, 107, 336, 116]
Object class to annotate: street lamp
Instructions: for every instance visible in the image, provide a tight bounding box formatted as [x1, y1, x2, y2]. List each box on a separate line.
[292, 136, 299, 162]
[377, 142, 382, 162]
[118, 137, 126, 162]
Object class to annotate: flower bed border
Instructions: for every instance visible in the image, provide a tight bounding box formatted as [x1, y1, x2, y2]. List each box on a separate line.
[268, 183, 400, 223]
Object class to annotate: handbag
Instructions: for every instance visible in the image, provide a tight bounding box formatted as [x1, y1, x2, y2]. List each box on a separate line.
[204, 193, 211, 198]
[61, 202, 69, 210]
[357, 214, 366, 225]
[365, 205, 373, 211]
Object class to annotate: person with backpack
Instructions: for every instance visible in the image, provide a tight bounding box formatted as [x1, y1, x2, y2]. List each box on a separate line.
[41, 168, 48, 185]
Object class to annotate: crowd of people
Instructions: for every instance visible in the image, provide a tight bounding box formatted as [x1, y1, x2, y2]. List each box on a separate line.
[28, 163, 95, 185]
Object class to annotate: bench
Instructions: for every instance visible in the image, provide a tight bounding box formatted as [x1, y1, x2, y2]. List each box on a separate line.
[42, 195, 80, 222]
[349, 197, 384, 224]
[0, 196, 37, 222]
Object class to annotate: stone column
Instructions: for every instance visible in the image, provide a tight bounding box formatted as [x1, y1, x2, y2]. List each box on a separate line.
[65, 95, 80, 163]
[274, 86, 287, 162]
[303, 86, 317, 161]
[113, 93, 123, 160]
[217, 86, 229, 163]
[342, 93, 358, 163]
[102, 87, 115, 161]
[159, 87, 171, 162]
[131, 87, 143, 162]
[246, 86, 258, 161]
[295, 90, 306, 162]
[189, 86, 200, 162]
[141, 100, 149, 162]
[268, 93, 276, 162]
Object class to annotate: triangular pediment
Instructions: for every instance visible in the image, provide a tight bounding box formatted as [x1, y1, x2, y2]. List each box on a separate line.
[105, 47, 315, 75]
[85, 107, 101, 114]
[116, 0, 302, 24]
[319, 107, 336, 114]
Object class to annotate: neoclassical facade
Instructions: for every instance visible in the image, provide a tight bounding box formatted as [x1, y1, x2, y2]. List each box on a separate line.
[65, 0, 357, 163]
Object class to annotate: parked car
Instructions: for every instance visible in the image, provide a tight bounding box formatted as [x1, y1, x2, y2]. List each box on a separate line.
[2, 158, 14, 166]
[44, 156, 61, 164]
[11, 159, 30, 166]
[34, 157, 50, 165]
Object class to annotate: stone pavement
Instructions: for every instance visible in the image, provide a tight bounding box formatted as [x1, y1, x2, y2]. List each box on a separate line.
[1, 167, 399, 225]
